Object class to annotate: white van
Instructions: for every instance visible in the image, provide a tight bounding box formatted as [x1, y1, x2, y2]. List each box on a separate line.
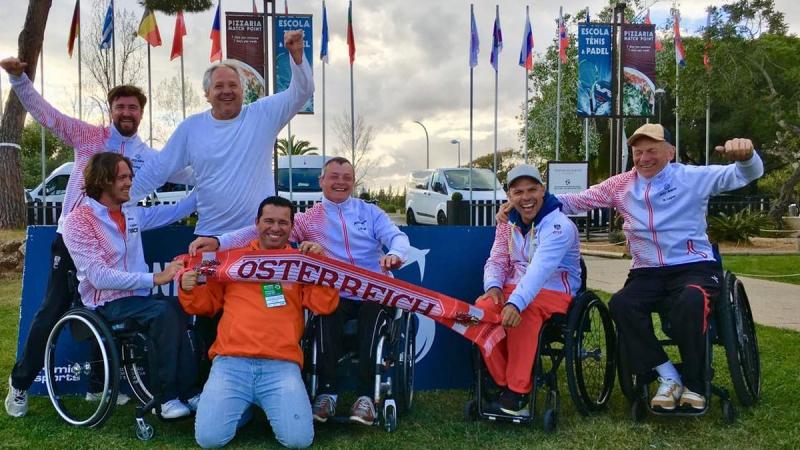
[27, 162, 73, 204]
[276, 155, 332, 210]
[405, 167, 507, 225]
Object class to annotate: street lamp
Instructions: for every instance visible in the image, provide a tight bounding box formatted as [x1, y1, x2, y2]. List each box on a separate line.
[413, 120, 429, 169]
[450, 139, 461, 167]
[655, 88, 666, 124]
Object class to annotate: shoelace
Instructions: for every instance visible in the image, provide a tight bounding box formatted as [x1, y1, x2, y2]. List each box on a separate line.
[12, 390, 26, 403]
[315, 397, 334, 412]
[355, 398, 373, 413]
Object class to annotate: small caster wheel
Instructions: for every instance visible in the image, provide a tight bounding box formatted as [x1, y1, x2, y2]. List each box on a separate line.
[383, 403, 398, 432]
[631, 398, 647, 422]
[136, 422, 154, 441]
[722, 400, 737, 424]
[463, 399, 478, 421]
[542, 408, 557, 433]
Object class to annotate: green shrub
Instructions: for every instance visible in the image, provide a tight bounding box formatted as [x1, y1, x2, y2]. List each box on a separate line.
[707, 210, 770, 244]
[451, 192, 463, 201]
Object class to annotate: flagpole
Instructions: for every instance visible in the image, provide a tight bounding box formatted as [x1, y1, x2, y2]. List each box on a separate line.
[555, 6, 563, 161]
[675, 53, 680, 162]
[523, 5, 530, 164]
[111, 0, 116, 86]
[584, 119, 589, 160]
[180, 53, 186, 119]
[40, 52, 47, 213]
[147, 44, 153, 147]
[492, 5, 499, 226]
[350, 62, 355, 169]
[288, 120, 293, 201]
[321, 0, 327, 161]
[705, 88, 710, 165]
[78, 3, 82, 121]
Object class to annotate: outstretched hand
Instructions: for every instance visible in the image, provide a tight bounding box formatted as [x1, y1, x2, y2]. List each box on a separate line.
[715, 138, 754, 162]
[0, 57, 26, 76]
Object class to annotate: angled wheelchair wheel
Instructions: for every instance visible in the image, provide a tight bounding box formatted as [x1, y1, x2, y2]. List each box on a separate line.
[120, 332, 156, 406]
[719, 272, 761, 406]
[394, 313, 416, 413]
[45, 308, 119, 428]
[616, 334, 638, 403]
[565, 291, 617, 415]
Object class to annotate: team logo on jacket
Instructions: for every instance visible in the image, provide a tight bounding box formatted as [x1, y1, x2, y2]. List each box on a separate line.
[554, 224, 561, 230]
[353, 219, 368, 232]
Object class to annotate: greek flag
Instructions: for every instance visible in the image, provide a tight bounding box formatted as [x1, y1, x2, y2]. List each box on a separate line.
[99, 1, 114, 50]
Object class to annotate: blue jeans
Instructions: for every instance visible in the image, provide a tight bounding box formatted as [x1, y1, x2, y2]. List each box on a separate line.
[195, 356, 313, 449]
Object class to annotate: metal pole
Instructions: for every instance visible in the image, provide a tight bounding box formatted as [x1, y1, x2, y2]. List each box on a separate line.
[458, 141, 461, 167]
[676, 59, 680, 162]
[147, 44, 153, 147]
[524, 5, 530, 163]
[40, 52, 47, 215]
[262, 0, 269, 95]
[413, 121, 429, 169]
[0, 66, 3, 117]
[705, 90, 710, 165]
[584, 118, 589, 160]
[111, 0, 116, 86]
[350, 64, 355, 171]
[493, 24, 499, 226]
[321, 47, 326, 160]
[555, 6, 563, 161]
[469, 49, 474, 226]
[288, 120, 293, 201]
[78, 5, 82, 121]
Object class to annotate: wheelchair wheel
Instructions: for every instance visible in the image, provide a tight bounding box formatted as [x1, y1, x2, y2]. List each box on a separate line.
[616, 334, 638, 402]
[45, 308, 119, 428]
[719, 272, 761, 406]
[120, 332, 155, 406]
[565, 291, 616, 415]
[394, 313, 416, 413]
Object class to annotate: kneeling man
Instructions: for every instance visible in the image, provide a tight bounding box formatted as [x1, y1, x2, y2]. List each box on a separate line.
[477, 165, 581, 415]
[179, 196, 339, 449]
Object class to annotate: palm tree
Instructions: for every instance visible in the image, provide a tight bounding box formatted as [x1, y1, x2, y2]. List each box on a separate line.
[276, 135, 319, 156]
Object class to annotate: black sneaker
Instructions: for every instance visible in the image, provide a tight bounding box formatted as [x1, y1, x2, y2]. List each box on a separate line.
[492, 389, 530, 417]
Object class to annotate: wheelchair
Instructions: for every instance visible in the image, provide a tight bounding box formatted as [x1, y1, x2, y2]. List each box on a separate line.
[464, 261, 617, 432]
[43, 272, 168, 441]
[616, 271, 761, 423]
[302, 306, 416, 432]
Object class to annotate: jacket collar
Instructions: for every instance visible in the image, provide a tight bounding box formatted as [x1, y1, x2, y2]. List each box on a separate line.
[105, 123, 143, 152]
[321, 196, 356, 210]
[508, 191, 563, 234]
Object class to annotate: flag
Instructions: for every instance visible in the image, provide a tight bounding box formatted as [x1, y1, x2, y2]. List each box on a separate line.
[518, 11, 533, 69]
[644, 9, 663, 52]
[253, 0, 258, 14]
[210, 2, 222, 62]
[68, 0, 80, 58]
[673, 10, 686, 68]
[99, 0, 114, 50]
[285, 0, 289, 15]
[137, 8, 162, 47]
[469, 6, 479, 68]
[586, 8, 590, 23]
[703, 9, 713, 71]
[558, 16, 568, 64]
[489, 8, 502, 71]
[170, 10, 186, 60]
[347, 0, 356, 65]
[320, 1, 329, 63]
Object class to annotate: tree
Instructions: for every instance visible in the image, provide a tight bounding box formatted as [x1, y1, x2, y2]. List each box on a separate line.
[84, 0, 145, 121]
[153, 75, 205, 144]
[470, 148, 520, 184]
[19, 122, 73, 189]
[140, 0, 213, 14]
[332, 112, 377, 187]
[276, 135, 319, 156]
[0, 0, 52, 228]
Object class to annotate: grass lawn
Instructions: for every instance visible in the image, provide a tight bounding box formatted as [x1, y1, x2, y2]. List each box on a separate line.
[722, 255, 800, 285]
[1, 276, 799, 449]
[0, 228, 26, 242]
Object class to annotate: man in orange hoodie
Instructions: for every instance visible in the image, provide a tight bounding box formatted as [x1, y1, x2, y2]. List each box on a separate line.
[179, 196, 338, 449]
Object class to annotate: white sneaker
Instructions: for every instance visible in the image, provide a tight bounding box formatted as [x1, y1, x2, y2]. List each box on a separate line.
[651, 377, 683, 410]
[5, 377, 28, 418]
[85, 391, 131, 406]
[186, 394, 201, 412]
[680, 388, 706, 410]
[159, 398, 191, 419]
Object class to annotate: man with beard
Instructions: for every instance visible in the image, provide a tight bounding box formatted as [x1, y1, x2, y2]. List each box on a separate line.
[1, 57, 192, 417]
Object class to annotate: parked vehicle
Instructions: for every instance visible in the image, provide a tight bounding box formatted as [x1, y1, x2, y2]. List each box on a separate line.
[405, 168, 507, 225]
[276, 155, 332, 210]
[27, 162, 73, 204]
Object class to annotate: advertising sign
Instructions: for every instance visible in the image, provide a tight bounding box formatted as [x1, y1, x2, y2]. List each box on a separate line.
[577, 24, 613, 117]
[226, 12, 265, 78]
[274, 14, 314, 114]
[621, 24, 657, 117]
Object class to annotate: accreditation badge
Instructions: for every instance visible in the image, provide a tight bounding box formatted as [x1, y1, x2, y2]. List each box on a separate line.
[262, 283, 286, 308]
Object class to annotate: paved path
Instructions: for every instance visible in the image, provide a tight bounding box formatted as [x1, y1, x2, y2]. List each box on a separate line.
[584, 255, 800, 332]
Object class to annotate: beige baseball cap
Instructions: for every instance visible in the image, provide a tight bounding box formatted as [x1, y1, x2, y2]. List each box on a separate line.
[627, 123, 674, 146]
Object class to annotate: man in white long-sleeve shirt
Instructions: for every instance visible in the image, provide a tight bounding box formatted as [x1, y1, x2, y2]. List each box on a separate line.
[62, 152, 200, 419]
[128, 30, 314, 237]
[499, 124, 764, 411]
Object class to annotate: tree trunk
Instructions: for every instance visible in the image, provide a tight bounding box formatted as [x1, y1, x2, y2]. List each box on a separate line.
[0, 0, 52, 229]
[768, 163, 800, 228]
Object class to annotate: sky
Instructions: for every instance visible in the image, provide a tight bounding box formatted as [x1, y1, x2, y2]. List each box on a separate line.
[1, 0, 799, 190]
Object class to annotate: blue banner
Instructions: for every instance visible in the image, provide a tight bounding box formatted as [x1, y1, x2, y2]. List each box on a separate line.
[274, 14, 314, 114]
[577, 24, 613, 117]
[16, 226, 496, 394]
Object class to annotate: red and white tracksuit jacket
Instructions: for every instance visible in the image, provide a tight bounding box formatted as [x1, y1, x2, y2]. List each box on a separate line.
[483, 208, 582, 312]
[62, 195, 196, 309]
[558, 154, 764, 269]
[8, 73, 193, 233]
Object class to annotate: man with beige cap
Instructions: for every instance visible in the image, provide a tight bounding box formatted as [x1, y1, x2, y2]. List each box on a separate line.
[498, 124, 763, 411]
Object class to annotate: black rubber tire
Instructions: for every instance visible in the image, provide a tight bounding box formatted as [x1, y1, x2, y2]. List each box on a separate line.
[718, 272, 761, 406]
[542, 408, 557, 433]
[406, 209, 417, 226]
[463, 399, 478, 421]
[436, 210, 447, 225]
[722, 399, 737, 424]
[631, 398, 647, 422]
[396, 314, 416, 413]
[565, 291, 617, 415]
[45, 308, 119, 428]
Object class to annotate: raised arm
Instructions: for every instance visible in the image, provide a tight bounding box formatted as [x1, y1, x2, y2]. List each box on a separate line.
[2, 58, 99, 150]
[557, 173, 626, 215]
[129, 124, 191, 203]
[700, 140, 764, 196]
